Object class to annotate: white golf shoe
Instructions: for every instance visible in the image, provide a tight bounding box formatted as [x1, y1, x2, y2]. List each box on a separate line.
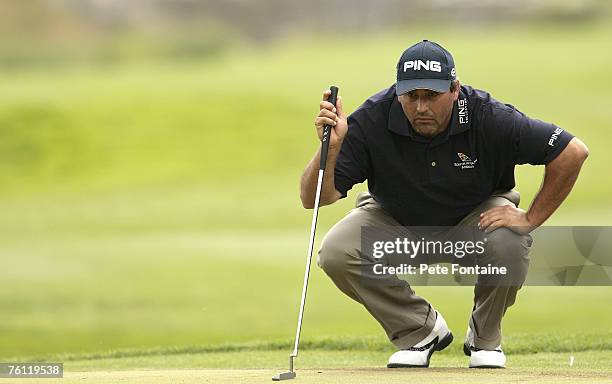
[387, 311, 453, 368]
[463, 327, 506, 368]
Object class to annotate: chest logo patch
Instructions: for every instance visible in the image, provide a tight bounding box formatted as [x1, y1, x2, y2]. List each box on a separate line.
[454, 152, 478, 169]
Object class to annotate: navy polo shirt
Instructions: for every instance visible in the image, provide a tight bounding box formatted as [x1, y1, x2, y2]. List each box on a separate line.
[334, 84, 574, 226]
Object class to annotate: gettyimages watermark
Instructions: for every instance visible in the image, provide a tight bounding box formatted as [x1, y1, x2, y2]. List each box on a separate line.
[360, 226, 612, 286]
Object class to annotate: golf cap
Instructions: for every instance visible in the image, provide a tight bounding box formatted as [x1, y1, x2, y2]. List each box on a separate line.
[396, 40, 456, 95]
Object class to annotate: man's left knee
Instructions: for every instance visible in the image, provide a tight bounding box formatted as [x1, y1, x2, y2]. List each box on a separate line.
[482, 227, 532, 274]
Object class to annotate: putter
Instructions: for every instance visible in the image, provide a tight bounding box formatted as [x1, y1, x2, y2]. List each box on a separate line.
[272, 86, 339, 381]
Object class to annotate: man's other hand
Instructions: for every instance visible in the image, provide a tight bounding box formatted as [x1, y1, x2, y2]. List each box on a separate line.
[478, 205, 536, 235]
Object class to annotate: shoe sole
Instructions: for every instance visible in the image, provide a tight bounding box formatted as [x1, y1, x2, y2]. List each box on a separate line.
[387, 332, 454, 368]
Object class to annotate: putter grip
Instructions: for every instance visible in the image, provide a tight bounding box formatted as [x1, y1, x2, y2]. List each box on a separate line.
[319, 86, 339, 170]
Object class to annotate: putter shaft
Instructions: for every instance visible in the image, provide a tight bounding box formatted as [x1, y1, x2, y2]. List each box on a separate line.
[273, 86, 338, 381]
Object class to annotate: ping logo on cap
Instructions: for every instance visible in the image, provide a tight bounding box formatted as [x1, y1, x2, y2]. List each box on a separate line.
[403, 60, 442, 73]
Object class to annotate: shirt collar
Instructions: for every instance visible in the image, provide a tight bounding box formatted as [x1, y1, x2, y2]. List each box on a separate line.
[387, 89, 470, 140]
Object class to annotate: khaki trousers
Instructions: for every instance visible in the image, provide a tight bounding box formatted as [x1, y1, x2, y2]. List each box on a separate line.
[316, 190, 532, 350]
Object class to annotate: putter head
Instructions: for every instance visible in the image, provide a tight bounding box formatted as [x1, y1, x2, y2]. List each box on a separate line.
[272, 371, 296, 381]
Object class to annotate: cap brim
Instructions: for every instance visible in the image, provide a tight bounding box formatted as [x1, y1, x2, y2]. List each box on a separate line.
[396, 79, 451, 95]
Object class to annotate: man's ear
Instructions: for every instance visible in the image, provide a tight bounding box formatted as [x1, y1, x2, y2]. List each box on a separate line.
[452, 80, 461, 101]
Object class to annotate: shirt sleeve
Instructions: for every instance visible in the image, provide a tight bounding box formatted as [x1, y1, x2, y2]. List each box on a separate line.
[487, 103, 574, 166]
[334, 111, 370, 198]
[510, 109, 574, 165]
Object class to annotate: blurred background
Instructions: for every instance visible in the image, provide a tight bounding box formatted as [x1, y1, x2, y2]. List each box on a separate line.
[0, 0, 611, 361]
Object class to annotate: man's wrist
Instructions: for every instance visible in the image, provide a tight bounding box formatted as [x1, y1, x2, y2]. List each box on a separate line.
[328, 140, 344, 153]
[525, 210, 542, 230]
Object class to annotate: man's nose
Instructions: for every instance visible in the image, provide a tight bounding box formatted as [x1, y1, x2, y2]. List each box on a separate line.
[416, 97, 429, 113]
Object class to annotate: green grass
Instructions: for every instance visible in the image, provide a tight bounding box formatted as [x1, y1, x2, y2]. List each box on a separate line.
[0, 21, 611, 370]
[38, 333, 612, 364]
[0, 23, 610, 208]
[2, 224, 611, 359]
[62, 349, 612, 372]
[1, 350, 610, 384]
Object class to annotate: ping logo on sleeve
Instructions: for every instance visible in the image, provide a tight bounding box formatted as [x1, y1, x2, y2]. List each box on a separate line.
[548, 127, 563, 146]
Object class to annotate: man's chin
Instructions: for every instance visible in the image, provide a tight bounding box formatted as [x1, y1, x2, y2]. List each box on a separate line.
[414, 124, 439, 138]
